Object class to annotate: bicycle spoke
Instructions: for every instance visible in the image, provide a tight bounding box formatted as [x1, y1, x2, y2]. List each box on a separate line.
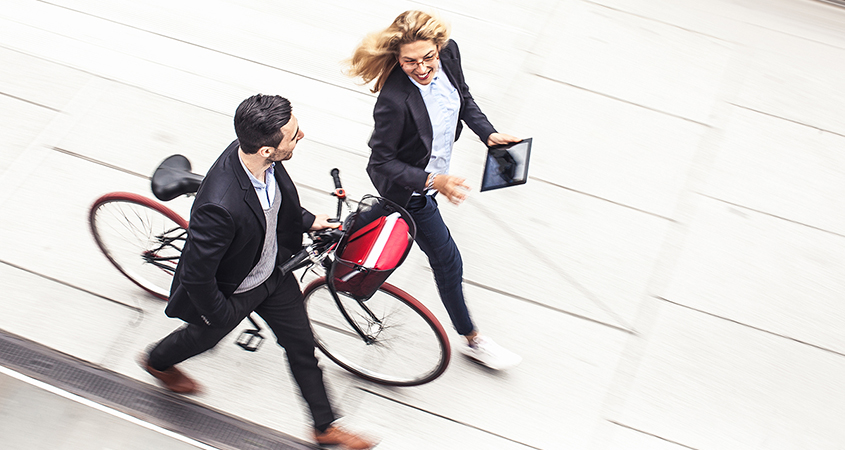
[90, 194, 186, 300]
[303, 279, 449, 386]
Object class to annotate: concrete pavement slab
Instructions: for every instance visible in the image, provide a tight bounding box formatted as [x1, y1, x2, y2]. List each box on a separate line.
[0, 262, 140, 364]
[659, 196, 845, 355]
[0, 370, 204, 450]
[526, 0, 736, 126]
[733, 36, 845, 137]
[608, 301, 845, 450]
[603, 423, 699, 450]
[344, 387, 536, 449]
[355, 282, 631, 450]
[442, 177, 672, 330]
[0, 148, 174, 300]
[1, 0, 380, 152]
[0, 95, 57, 170]
[54, 81, 231, 179]
[701, 105, 845, 235]
[505, 71, 709, 219]
[0, 46, 92, 111]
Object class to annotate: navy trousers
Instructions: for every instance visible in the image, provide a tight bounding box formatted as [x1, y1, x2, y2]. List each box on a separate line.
[405, 194, 475, 336]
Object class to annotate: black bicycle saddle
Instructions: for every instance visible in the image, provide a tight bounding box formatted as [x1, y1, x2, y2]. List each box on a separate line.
[151, 154, 204, 201]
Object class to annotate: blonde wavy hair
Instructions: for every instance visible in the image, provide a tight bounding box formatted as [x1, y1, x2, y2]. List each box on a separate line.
[346, 10, 451, 93]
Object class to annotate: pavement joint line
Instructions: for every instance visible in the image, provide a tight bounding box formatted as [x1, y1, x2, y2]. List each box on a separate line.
[589, 52, 749, 449]
[0, 364, 220, 450]
[35, 0, 374, 99]
[52, 146, 151, 179]
[0, 258, 144, 314]
[531, 73, 712, 128]
[530, 176, 677, 222]
[357, 387, 543, 450]
[606, 420, 699, 450]
[696, 193, 845, 239]
[655, 296, 845, 358]
[727, 102, 845, 139]
[0, 91, 61, 112]
[582, 0, 738, 46]
[462, 277, 636, 335]
[817, 0, 845, 7]
[305, 138, 370, 159]
[0, 77, 106, 207]
[468, 200, 637, 331]
[743, 15, 845, 52]
[0, 329, 318, 450]
[0, 44, 230, 118]
[53, 145, 346, 200]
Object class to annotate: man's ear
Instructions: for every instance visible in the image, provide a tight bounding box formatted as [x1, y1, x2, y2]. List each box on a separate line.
[257, 146, 274, 158]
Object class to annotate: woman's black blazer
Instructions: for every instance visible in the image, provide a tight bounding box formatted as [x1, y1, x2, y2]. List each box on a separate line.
[367, 39, 497, 207]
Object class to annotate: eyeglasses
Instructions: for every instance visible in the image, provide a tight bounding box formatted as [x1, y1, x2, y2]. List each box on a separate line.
[400, 52, 438, 69]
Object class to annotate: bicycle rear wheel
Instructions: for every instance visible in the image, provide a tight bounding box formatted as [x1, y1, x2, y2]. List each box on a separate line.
[89, 192, 188, 300]
[303, 278, 450, 386]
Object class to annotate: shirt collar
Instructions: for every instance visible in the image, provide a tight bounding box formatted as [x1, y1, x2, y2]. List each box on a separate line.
[408, 68, 441, 91]
[238, 153, 275, 189]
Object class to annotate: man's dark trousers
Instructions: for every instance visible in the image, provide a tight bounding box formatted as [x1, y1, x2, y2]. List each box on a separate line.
[147, 266, 336, 430]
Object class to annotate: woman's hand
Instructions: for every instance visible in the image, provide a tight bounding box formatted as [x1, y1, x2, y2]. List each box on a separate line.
[310, 214, 341, 231]
[431, 174, 471, 205]
[486, 133, 521, 147]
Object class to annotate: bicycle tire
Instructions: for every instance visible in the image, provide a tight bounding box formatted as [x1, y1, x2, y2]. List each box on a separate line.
[89, 192, 188, 300]
[303, 277, 450, 386]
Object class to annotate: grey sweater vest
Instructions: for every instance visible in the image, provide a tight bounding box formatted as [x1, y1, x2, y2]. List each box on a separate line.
[234, 182, 282, 294]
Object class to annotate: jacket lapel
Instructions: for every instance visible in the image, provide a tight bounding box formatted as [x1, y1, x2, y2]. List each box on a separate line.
[274, 163, 299, 223]
[228, 147, 266, 231]
[405, 82, 433, 154]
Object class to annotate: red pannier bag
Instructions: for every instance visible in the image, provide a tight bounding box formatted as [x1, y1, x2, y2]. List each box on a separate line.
[329, 196, 416, 300]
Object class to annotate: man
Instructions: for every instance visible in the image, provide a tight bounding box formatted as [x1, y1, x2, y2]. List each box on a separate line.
[139, 94, 374, 450]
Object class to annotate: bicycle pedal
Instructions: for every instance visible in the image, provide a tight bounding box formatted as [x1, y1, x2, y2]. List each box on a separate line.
[236, 329, 264, 352]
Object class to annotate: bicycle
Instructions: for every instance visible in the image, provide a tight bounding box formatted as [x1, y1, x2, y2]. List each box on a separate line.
[89, 154, 451, 386]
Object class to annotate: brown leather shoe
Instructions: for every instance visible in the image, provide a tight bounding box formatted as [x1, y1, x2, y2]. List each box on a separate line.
[314, 425, 376, 449]
[138, 354, 200, 394]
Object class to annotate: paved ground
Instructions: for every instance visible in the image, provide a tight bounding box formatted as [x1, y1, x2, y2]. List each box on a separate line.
[0, 369, 206, 450]
[2, 0, 845, 448]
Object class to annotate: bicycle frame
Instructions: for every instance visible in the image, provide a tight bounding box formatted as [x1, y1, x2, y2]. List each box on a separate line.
[325, 276, 382, 345]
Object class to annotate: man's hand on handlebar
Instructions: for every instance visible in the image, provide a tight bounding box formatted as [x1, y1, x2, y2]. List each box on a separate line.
[310, 214, 341, 231]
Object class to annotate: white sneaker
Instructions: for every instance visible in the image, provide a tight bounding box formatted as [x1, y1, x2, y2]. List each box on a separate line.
[459, 335, 522, 370]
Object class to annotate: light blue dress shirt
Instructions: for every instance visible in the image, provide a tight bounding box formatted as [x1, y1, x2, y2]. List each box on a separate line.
[238, 154, 277, 210]
[409, 68, 461, 178]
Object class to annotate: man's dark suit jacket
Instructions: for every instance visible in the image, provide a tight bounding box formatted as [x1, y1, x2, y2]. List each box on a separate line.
[165, 140, 315, 327]
[367, 39, 497, 207]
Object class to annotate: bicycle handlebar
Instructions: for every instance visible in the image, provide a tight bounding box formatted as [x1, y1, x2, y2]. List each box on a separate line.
[267, 168, 355, 277]
[329, 168, 346, 220]
[330, 168, 342, 189]
[279, 222, 345, 277]
[278, 249, 311, 277]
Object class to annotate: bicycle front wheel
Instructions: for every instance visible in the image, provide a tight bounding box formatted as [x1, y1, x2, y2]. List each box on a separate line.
[303, 278, 450, 386]
[89, 192, 188, 300]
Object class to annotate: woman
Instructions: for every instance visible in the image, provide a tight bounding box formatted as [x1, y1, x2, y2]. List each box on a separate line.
[347, 10, 522, 370]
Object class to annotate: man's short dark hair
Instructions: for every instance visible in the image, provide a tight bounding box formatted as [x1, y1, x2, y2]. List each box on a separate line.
[234, 94, 292, 154]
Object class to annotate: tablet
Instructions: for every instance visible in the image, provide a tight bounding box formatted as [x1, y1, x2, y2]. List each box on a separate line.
[480, 138, 532, 192]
